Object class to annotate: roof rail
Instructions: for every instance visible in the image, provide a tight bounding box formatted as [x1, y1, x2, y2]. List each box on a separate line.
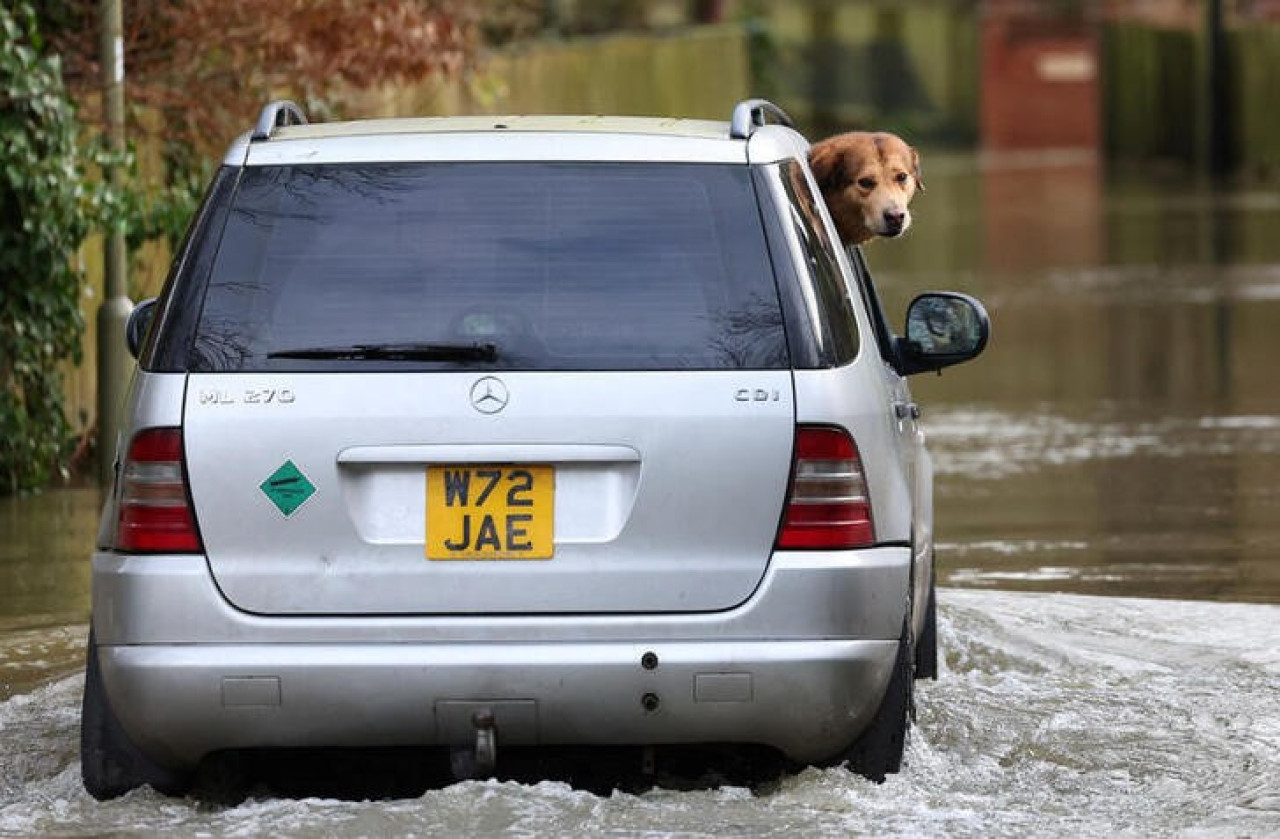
[251, 100, 308, 141]
[729, 98, 795, 139]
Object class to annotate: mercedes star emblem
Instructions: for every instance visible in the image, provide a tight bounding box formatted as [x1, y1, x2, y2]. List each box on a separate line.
[469, 376, 509, 414]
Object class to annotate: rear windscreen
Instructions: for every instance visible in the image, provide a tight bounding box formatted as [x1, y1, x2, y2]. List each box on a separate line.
[189, 162, 788, 371]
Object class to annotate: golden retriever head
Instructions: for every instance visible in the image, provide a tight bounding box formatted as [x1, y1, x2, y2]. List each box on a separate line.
[808, 131, 924, 247]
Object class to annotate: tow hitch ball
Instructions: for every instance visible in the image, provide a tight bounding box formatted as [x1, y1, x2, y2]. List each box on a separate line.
[450, 709, 498, 780]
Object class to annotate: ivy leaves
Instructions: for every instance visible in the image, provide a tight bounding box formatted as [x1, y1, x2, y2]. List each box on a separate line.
[0, 1, 110, 492]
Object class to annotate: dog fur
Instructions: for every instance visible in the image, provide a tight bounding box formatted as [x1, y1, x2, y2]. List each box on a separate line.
[808, 131, 924, 247]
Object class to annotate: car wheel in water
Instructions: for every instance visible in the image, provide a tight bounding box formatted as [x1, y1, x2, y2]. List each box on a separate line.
[81, 629, 190, 800]
[914, 573, 938, 680]
[840, 618, 914, 783]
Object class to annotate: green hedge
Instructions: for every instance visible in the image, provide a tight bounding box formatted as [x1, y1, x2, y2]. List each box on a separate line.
[1233, 25, 1280, 174]
[1103, 21, 1280, 175]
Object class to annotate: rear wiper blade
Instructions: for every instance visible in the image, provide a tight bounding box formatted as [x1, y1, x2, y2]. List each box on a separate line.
[268, 341, 498, 362]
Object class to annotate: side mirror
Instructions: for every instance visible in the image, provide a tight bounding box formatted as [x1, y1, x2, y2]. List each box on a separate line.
[896, 292, 989, 376]
[125, 297, 158, 359]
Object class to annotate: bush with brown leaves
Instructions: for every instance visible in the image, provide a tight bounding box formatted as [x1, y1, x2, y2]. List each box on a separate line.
[46, 0, 477, 158]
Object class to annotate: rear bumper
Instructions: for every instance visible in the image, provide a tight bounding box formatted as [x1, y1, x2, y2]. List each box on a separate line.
[100, 638, 897, 767]
[91, 548, 909, 767]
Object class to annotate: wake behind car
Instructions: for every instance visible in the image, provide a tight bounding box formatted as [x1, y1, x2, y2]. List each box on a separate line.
[83, 99, 988, 799]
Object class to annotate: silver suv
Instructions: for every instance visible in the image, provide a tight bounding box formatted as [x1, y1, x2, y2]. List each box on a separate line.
[82, 99, 988, 799]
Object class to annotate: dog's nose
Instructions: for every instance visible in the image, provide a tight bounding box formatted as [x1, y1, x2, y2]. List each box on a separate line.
[883, 209, 906, 234]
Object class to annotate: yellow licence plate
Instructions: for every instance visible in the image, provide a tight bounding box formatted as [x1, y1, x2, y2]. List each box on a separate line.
[426, 465, 554, 560]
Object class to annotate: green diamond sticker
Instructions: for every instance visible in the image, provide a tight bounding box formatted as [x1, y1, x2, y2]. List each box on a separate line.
[259, 460, 315, 517]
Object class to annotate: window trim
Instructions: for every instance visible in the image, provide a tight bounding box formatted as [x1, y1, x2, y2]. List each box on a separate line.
[847, 247, 901, 366]
[754, 161, 862, 370]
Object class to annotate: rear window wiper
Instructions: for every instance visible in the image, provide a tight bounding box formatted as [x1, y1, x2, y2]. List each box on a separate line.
[267, 341, 498, 362]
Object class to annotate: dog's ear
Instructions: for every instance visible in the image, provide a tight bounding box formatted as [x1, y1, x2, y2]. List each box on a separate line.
[910, 145, 926, 193]
[809, 143, 851, 194]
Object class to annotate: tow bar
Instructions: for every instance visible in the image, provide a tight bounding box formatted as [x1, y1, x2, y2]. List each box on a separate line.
[449, 708, 498, 780]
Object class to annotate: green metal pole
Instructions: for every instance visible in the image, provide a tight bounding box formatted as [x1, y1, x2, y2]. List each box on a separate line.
[97, 0, 133, 485]
[1202, 0, 1229, 175]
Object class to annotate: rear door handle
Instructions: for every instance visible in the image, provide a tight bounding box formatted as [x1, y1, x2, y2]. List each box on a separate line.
[894, 402, 920, 420]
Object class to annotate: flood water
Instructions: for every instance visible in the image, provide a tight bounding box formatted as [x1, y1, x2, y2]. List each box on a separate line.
[2, 153, 1279, 835]
[877, 151, 1280, 605]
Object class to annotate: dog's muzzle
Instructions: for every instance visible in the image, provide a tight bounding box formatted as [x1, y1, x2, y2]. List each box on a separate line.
[882, 209, 909, 237]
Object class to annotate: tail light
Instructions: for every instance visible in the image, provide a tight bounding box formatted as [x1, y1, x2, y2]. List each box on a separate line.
[114, 428, 202, 552]
[776, 425, 875, 550]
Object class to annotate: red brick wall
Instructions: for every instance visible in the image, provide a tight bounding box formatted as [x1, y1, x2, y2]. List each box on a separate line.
[980, 16, 1100, 151]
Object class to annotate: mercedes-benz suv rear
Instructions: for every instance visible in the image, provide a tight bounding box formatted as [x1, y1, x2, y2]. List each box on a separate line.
[82, 99, 988, 799]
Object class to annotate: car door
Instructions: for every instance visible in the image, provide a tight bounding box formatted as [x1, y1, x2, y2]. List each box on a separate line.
[844, 248, 933, 633]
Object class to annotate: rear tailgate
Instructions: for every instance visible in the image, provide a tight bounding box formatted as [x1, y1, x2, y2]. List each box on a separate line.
[176, 157, 797, 615]
[184, 371, 793, 614]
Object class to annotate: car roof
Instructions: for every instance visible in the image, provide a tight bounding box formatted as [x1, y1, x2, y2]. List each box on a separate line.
[223, 106, 809, 167]
[271, 114, 731, 141]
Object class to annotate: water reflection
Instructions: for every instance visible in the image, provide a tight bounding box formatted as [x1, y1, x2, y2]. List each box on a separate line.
[866, 152, 1280, 603]
[0, 484, 98, 698]
[0, 483, 99, 632]
[923, 406, 1280, 602]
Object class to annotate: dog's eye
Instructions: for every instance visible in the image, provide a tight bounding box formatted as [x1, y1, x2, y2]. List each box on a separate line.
[895, 172, 910, 184]
[857, 177, 876, 190]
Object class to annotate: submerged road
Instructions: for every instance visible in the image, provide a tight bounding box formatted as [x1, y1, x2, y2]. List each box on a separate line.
[2, 590, 1277, 837]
